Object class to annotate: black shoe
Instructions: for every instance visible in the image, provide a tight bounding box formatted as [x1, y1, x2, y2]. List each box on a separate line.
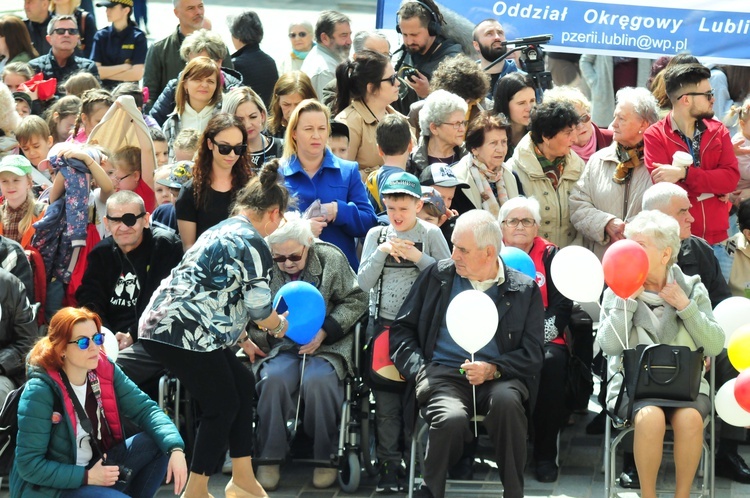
[376, 460, 401, 494]
[618, 465, 640, 489]
[716, 452, 750, 484]
[448, 454, 474, 480]
[535, 460, 559, 483]
[586, 411, 606, 435]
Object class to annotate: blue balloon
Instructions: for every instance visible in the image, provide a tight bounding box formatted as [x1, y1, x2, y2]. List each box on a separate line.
[500, 246, 537, 280]
[273, 281, 326, 345]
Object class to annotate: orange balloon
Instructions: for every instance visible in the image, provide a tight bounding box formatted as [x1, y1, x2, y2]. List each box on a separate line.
[602, 240, 649, 298]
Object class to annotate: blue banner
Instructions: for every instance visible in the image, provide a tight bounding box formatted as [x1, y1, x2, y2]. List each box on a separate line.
[376, 0, 750, 64]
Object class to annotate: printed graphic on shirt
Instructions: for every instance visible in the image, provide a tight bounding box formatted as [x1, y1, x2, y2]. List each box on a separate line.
[111, 271, 139, 307]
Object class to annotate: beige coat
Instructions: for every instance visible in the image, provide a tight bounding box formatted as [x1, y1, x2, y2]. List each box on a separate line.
[727, 232, 750, 298]
[506, 133, 584, 248]
[451, 153, 518, 213]
[335, 101, 400, 177]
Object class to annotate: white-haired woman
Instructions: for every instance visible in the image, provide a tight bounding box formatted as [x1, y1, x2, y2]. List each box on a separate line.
[498, 195, 572, 483]
[247, 216, 368, 492]
[278, 20, 315, 75]
[407, 89, 468, 177]
[597, 210, 725, 498]
[569, 87, 660, 260]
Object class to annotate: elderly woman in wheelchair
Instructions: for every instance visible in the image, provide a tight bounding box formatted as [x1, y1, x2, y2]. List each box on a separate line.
[597, 210, 724, 498]
[244, 216, 368, 491]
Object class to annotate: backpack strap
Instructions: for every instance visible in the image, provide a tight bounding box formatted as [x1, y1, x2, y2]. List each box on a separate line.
[371, 226, 388, 322]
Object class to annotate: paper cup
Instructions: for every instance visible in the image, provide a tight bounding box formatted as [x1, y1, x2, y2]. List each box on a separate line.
[672, 151, 693, 168]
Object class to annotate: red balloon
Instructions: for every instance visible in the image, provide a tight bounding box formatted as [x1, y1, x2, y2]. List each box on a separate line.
[734, 369, 750, 413]
[602, 239, 649, 298]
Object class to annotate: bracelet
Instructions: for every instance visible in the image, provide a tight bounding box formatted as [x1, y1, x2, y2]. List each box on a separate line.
[266, 315, 286, 338]
[238, 335, 250, 344]
[169, 448, 184, 455]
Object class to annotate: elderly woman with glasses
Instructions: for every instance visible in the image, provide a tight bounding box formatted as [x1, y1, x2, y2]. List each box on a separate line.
[569, 87, 660, 260]
[506, 100, 584, 248]
[279, 20, 315, 75]
[246, 215, 367, 492]
[451, 110, 519, 216]
[498, 195, 573, 483]
[407, 89, 468, 177]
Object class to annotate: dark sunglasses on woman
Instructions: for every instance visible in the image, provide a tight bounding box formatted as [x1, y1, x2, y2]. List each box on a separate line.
[68, 332, 105, 350]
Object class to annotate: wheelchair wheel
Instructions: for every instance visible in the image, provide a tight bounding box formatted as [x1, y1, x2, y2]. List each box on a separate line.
[338, 450, 361, 493]
[360, 396, 378, 477]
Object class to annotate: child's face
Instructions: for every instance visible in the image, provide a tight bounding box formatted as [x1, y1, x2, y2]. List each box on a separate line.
[384, 196, 422, 232]
[108, 162, 139, 192]
[432, 185, 456, 209]
[741, 118, 750, 139]
[81, 103, 110, 133]
[154, 182, 171, 205]
[154, 141, 169, 167]
[19, 134, 53, 167]
[15, 101, 31, 118]
[169, 187, 181, 204]
[0, 172, 32, 207]
[56, 114, 77, 142]
[417, 210, 446, 227]
[328, 136, 349, 159]
[2, 72, 27, 92]
[174, 147, 195, 162]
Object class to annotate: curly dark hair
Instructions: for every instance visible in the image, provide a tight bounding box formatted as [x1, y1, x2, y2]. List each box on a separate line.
[430, 54, 490, 103]
[529, 101, 579, 144]
[192, 114, 251, 209]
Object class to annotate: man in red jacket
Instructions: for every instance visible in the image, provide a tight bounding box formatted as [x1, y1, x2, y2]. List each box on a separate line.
[644, 62, 739, 279]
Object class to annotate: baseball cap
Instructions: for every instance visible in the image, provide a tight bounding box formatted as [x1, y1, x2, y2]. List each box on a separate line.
[419, 163, 469, 189]
[96, 0, 134, 7]
[13, 92, 32, 108]
[330, 121, 349, 140]
[381, 171, 421, 199]
[421, 186, 447, 215]
[156, 161, 193, 189]
[0, 155, 34, 177]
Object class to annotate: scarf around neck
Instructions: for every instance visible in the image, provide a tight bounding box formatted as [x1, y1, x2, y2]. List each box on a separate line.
[613, 141, 644, 184]
[469, 155, 507, 217]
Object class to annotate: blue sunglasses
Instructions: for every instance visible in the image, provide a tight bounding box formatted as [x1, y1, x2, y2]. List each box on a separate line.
[68, 332, 105, 350]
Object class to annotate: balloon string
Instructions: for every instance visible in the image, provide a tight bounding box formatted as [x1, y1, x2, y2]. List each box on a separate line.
[612, 296, 628, 351]
[294, 353, 307, 431]
[471, 353, 478, 437]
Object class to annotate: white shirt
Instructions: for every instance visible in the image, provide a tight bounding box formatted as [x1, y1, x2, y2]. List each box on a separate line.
[69, 382, 93, 467]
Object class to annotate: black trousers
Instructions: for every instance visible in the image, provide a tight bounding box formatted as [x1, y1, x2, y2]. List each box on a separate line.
[532, 342, 569, 463]
[141, 340, 255, 475]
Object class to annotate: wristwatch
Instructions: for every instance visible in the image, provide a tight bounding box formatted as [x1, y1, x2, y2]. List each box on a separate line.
[493, 367, 502, 380]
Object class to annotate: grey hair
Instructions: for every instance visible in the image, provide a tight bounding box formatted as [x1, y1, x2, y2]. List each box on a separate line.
[315, 10, 351, 43]
[266, 213, 314, 248]
[418, 89, 468, 137]
[498, 196, 542, 225]
[352, 30, 389, 55]
[616, 87, 659, 125]
[48, 14, 77, 35]
[179, 29, 225, 62]
[641, 182, 688, 211]
[105, 190, 146, 214]
[542, 86, 591, 114]
[624, 210, 680, 266]
[229, 11, 264, 45]
[455, 209, 504, 256]
[288, 20, 314, 35]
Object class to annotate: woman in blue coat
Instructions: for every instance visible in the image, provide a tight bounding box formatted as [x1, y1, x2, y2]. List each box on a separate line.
[280, 99, 377, 270]
[11, 307, 187, 498]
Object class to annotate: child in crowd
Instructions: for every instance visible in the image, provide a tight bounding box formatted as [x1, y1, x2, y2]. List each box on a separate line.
[358, 172, 452, 493]
[151, 161, 193, 234]
[1, 62, 34, 92]
[172, 127, 200, 162]
[419, 163, 467, 251]
[62, 72, 101, 98]
[45, 95, 82, 144]
[328, 121, 350, 160]
[366, 115, 413, 213]
[113, 82, 160, 129]
[728, 98, 750, 212]
[15, 116, 54, 191]
[69, 89, 114, 143]
[107, 144, 156, 212]
[150, 128, 169, 166]
[418, 186, 449, 228]
[13, 92, 32, 118]
[0, 155, 47, 249]
[153, 165, 172, 205]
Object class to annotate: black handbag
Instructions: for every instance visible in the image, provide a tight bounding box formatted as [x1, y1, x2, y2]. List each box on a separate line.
[622, 344, 704, 421]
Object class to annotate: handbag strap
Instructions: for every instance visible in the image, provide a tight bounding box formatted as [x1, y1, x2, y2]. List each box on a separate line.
[371, 226, 388, 322]
[59, 370, 105, 459]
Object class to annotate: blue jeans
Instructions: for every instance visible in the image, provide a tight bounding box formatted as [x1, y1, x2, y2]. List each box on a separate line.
[60, 432, 169, 498]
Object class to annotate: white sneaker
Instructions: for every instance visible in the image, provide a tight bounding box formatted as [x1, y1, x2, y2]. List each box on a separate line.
[222, 451, 232, 475]
[312, 467, 338, 488]
[256, 464, 280, 491]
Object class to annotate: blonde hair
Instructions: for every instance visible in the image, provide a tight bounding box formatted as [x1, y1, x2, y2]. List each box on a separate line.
[63, 72, 101, 98]
[282, 99, 330, 159]
[0, 174, 36, 240]
[725, 97, 750, 133]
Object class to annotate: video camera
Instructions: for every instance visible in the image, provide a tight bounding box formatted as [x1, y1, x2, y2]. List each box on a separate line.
[487, 34, 553, 91]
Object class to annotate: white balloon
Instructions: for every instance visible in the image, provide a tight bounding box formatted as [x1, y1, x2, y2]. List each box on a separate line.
[713, 296, 750, 347]
[716, 379, 750, 427]
[550, 246, 604, 303]
[101, 327, 119, 362]
[446, 290, 499, 354]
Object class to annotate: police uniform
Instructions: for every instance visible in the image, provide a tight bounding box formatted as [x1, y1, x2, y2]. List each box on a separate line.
[90, 0, 147, 89]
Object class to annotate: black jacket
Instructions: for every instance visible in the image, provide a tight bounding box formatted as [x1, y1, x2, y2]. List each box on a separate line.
[24, 16, 52, 57]
[678, 235, 731, 308]
[231, 43, 279, 109]
[75, 227, 182, 338]
[0, 269, 39, 387]
[390, 258, 545, 430]
[0, 236, 34, 299]
[148, 67, 243, 126]
[28, 51, 100, 94]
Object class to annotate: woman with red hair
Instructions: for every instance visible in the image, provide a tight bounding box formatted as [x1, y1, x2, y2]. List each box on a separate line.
[10, 307, 187, 498]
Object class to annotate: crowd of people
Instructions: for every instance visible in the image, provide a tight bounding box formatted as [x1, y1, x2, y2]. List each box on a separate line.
[0, 0, 749, 497]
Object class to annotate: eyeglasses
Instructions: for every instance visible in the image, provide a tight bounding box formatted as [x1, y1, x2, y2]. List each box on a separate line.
[576, 113, 592, 127]
[111, 172, 133, 184]
[106, 212, 146, 227]
[52, 28, 79, 35]
[679, 90, 714, 100]
[272, 250, 305, 263]
[288, 32, 308, 39]
[214, 143, 248, 156]
[380, 74, 399, 86]
[503, 218, 536, 227]
[441, 120, 468, 130]
[68, 332, 104, 350]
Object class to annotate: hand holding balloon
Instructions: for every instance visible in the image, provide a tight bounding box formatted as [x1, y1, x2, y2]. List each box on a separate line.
[273, 281, 326, 344]
[299, 329, 327, 355]
[461, 359, 496, 386]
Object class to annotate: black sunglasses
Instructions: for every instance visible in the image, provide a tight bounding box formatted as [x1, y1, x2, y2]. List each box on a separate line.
[52, 28, 80, 35]
[68, 332, 104, 350]
[214, 143, 248, 156]
[288, 32, 308, 39]
[105, 212, 146, 227]
[272, 251, 305, 263]
[381, 74, 399, 86]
